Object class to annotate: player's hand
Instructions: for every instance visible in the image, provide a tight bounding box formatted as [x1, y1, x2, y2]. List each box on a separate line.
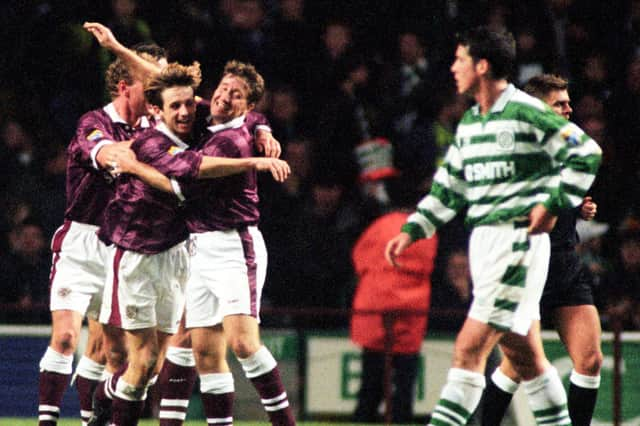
[580, 196, 597, 221]
[83, 22, 120, 51]
[110, 148, 138, 176]
[96, 142, 134, 170]
[528, 203, 557, 234]
[254, 158, 290, 182]
[384, 233, 412, 267]
[255, 130, 281, 158]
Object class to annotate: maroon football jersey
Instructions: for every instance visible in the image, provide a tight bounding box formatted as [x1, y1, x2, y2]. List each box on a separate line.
[183, 116, 260, 233]
[99, 124, 203, 254]
[65, 103, 152, 226]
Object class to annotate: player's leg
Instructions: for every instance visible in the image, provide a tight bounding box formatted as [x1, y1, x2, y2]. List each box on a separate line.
[500, 321, 570, 425]
[225, 314, 296, 426]
[480, 354, 521, 425]
[74, 318, 106, 425]
[110, 327, 160, 426]
[38, 309, 83, 426]
[427, 318, 501, 426]
[191, 324, 235, 426]
[555, 304, 603, 426]
[157, 317, 197, 426]
[90, 324, 126, 426]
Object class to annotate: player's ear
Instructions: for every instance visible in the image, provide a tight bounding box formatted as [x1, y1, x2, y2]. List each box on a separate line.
[247, 103, 256, 112]
[476, 58, 489, 76]
[118, 80, 129, 96]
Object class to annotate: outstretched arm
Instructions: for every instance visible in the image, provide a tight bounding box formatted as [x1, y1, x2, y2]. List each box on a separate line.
[114, 151, 290, 195]
[198, 156, 290, 182]
[83, 22, 161, 81]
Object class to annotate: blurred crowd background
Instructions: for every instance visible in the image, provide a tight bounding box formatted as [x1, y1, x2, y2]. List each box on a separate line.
[2, 0, 640, 330]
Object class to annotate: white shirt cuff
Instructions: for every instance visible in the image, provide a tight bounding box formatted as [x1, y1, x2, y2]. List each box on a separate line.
[90, 140, 115, 170]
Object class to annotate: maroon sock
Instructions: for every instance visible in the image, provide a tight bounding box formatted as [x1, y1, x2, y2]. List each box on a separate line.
[201, 392, 234, 426]
[75, 375, 98, 424]
[158, 360, 197, 425]
[251, 368, 296, 426]
[93, 364, 127, 420]
[111, 396, 145, 426]
[38, 371, 70, 426]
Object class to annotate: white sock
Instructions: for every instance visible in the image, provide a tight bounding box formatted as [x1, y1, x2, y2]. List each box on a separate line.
[491, 367, 520, 394]
[523, 367, 570, 425]
[237, 346, 277, 379]
[429, 368, 485, 426]
[39, 347, 73, 375]
[75, 356, 105, 380]
[200, 372, 235, 394]
[114, 377, 148, 401]
[569, 369, 600, 389]
[166, 346, 196, 367]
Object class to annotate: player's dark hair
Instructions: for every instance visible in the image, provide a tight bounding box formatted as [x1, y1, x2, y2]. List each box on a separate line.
[524, 74, 569, 99]
[144, 62, 202, 108]
[456, 26, 516, 80]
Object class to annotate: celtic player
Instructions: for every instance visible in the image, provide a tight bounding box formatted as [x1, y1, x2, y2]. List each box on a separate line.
[385, 26, 602, 426]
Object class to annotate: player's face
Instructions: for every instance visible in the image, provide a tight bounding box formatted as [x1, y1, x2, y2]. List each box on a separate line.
[450, 45, 480, 95]
[544, 89, 572, 119]
[159, 86, 196, 138]
[128, 80, 149, 118]
[210, 74, 253, 124]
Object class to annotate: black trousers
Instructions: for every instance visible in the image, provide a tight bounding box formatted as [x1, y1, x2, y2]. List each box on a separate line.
[353, 349, 419, 424]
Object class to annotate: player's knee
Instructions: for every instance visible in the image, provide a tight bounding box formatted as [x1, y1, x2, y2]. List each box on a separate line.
[228, 337, 259, 359]
[52, 328, 79, 352]
[575, 349, 603, 375]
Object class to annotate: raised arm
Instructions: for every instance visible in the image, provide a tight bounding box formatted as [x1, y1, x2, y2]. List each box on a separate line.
[83, 22, 161, 81]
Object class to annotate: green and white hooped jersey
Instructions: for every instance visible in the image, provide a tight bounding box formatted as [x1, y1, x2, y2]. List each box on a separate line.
[403, 84, 602, 241]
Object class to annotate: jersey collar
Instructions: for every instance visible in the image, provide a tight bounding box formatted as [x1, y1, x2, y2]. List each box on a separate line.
[471, 83, 517, 116]
[155, 122, 190, 149]
[207, 115, 245, 135]
[103, 103, 150, 128]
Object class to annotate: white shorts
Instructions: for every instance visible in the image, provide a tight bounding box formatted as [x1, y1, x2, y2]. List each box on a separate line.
[99, 242, 189, 334]
[468, 222, 550, 335]
[49, 221, 109, 319]
[185, 226, 267, 329]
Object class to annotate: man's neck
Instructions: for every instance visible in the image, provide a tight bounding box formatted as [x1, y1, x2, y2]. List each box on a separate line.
[475, 79, 509, 115]
[112, 97, 141, 127]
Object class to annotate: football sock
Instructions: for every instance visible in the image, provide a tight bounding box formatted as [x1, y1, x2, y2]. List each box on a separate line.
[200, 372, 235, 426]
[428, 368, 485, 426]
[38, 347, 73, 426]
[239, 346, 296, 425]
[158, 347, 197, 426]
[74, 356, 105, 425]
[522, 367, 570, 425]
[480, 368, 519, 425]
[568, 369, 600, 426]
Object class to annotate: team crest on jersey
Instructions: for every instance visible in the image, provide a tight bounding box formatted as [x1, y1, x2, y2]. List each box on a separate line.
[57, 287, 71, 298]
[496, 131, 515, 151]
[168, 146, 185, 155]
[561, 127, 581, 146]
[87, 129, 104, 142]
[125, 305, 138, 319]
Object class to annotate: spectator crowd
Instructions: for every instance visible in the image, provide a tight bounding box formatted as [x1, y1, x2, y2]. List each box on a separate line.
[2, 0, 640, 330]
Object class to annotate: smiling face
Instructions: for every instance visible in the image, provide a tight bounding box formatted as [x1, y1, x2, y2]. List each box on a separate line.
[209, 74, 254, 124]
[543, 89, 572, 119]
[159, 86, 196, 138]
[450, 44, 481, 96]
